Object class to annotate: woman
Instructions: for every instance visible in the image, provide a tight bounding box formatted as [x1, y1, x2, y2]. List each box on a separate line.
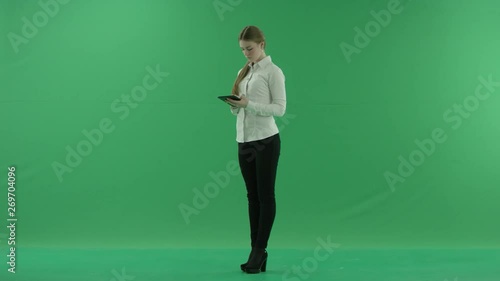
[225, 25, 287, 274]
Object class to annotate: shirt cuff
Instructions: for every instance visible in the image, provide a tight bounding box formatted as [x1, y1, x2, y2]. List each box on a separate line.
[246, 100, 256, 111]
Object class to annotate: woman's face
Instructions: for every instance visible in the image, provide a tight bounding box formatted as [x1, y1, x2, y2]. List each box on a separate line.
[240, 40, 264, 63]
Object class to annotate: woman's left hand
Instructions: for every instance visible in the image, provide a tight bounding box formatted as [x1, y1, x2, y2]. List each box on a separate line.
[226, 95, 249, 108]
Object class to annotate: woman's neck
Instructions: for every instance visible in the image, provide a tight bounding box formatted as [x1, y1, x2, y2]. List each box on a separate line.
[252, 54, 266, 65]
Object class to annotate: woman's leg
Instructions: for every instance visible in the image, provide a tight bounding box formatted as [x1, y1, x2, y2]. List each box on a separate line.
[238, 141, 259, 247]
[254, 134, 281, 249]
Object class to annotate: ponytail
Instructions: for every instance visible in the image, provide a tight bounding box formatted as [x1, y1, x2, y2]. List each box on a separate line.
[231, 61, 250, 96]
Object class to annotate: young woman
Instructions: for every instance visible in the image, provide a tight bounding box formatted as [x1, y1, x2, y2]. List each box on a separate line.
[225, 25, 287, 274]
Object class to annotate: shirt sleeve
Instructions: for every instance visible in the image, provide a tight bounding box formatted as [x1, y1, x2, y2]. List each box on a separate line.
[229, 68, 243, 116]
[245, 67, 286, 117]
[230, 106, 240, 115]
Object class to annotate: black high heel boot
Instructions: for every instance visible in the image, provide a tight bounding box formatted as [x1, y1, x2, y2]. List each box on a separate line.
[244, 248, 268, 274]
[240, 249, 253, 271]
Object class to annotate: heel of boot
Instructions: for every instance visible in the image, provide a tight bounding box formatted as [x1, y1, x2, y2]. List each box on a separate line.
[261, 259, 267, 272]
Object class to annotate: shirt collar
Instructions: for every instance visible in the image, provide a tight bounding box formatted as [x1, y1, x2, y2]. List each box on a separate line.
[249, 55, 271, 70]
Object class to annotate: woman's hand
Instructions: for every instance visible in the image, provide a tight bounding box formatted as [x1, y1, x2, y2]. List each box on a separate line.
[226, 95, 249, 108]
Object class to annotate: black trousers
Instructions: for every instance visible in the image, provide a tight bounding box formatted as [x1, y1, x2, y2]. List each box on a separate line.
[238, 133, 281, 249]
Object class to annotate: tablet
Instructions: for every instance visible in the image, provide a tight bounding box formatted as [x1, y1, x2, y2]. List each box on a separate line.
[218, 95, 241, 102]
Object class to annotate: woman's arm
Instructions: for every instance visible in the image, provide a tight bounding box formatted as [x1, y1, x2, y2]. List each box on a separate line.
[229, 68, 244, 116]
[230, 105, 240, 115]
[245, 68, 286, 117]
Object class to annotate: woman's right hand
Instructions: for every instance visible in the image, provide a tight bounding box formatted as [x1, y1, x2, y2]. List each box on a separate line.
[226, 95, 240, 108]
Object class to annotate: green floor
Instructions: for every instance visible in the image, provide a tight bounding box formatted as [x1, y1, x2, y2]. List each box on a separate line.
[0, 248, 498, 281]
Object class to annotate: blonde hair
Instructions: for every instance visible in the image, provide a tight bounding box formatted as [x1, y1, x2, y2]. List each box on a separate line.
[231, 26, 266, 96]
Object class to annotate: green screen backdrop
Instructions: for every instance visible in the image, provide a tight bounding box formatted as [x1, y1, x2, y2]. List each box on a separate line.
[1, 0, 499, 255]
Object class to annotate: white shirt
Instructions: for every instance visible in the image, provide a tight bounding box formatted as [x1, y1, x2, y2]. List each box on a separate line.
[230, 55, 287, 143]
